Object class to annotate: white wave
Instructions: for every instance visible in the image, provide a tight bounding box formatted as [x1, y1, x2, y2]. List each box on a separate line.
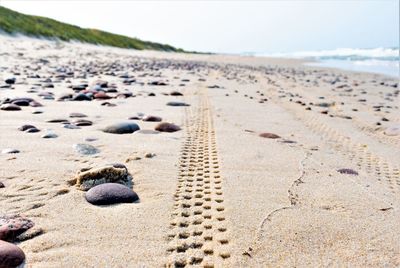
[258, 47, 399, 60]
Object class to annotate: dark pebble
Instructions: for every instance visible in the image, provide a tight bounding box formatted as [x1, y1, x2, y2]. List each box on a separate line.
[85, 183, 139, 205]
[74, 119, 93, 126]
[69, 112, 87, 118]
[166, 101, 190, 107]
[0, 240, 25, 268]
[142, 115, 162, 122]
[337, 168, 359, 175]
[102, 122, 140, 134]
[0, 215, 34, 241]
[259, 133, 281, 139]
[155, 122, 181, 132]
[0, 104, 21, 111]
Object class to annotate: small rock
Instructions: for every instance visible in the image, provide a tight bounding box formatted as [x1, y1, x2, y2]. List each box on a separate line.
[85, 183, 139, 205]
[102, 122, 140, 134]
[5, 78, 16, 85]
[384, 124, 400, 136]
[259, 133, 281, 139]
[74, 119, 93, 126]
[0, 104, 21, 111]
[155, 122, 181, 132]
[0, 215, 34, 241]
[73, 144, 100, 155]
[69, 112, 87, 118]
[0, 240, 25, 268]
[337, 168, 358, 175]
[46, 119, 69, 124]
[0, 182, 4, 188]
[145, 153, 156, 158]
[142, 115, 162, 122]
[64, 124, 81, 129]
[170, 91, 183, 96]
[18, 125, 37, 131]
[1, 149, 20, 154]
[72, 93, 92, 101]
[166, 101, 190, 107]
[41, 133, 58, 139]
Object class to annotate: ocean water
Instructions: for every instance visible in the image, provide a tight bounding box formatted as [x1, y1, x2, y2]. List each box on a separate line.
[256, 48, 399, 78]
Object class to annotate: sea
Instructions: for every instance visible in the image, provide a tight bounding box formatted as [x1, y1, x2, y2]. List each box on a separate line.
[253, 47, 399, 78]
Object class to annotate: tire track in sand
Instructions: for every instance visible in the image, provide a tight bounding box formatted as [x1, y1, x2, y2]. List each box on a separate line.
[166, 90, 231, 267]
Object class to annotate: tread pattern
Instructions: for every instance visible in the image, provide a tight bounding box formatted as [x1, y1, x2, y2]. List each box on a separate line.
[166, 91, 230, 267]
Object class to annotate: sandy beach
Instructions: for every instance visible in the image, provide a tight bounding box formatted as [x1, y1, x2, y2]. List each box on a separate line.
[0, 35, 399, 267]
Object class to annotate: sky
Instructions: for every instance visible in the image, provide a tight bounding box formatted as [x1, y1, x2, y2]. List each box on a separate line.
[0, 0, 398, 54]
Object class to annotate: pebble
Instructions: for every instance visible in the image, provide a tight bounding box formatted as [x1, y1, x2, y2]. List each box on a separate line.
[259, 133, 281, 139]
[73, 144, 100, 155]
[166, 101, 190, 107]
[5, 77, 16, 85]
[85, 183, 139, 205]
[41, 132, 58, 138]
[69, 112, 87, 118]
[384, 124, 400, 136]
[0, 104, 21, 111]
[64, 124, 81, 129]
[46, 119, 70, 124]
[337, 168, 359, 175]
[74, 119, 93, 126]
[170, 91, 183, 96]
[0, 215, 34, 241]
[0, 182, 4, 188]
[142, 115, 162, 122]
[1, 149, 20, 154]
[72, 93, 92, 101]
[18, 124, 37, 131]
[102, 122, 140, 134]
[155, 122, 181, 132]
[0, 240, 25, 268]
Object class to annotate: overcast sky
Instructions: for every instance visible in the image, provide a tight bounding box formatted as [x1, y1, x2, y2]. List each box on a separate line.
[1, 0, 398, 53]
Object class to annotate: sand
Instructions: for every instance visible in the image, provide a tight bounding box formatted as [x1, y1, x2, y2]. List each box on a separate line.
[0, 35, 399, 267]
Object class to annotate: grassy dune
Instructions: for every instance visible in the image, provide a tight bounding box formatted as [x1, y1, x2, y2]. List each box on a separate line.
[0, 6, 184, 52]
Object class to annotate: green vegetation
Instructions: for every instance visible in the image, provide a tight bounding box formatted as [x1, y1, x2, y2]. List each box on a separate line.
[0, 6, 184, 52]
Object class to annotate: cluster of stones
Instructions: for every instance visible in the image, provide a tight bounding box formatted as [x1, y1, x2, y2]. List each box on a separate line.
[70, 163, 139, 205]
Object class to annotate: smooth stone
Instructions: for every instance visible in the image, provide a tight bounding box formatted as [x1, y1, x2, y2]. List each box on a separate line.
[64, 124, 81, 129]
[72, 165, 133, 191]
[73, 144, 100, 155]
[69, 112, 87, 118]
[1, 149, 19, 154]
[170, 91, 183, 96]
[166, 101, 190, 107]
[0, 104, 21, 111]
[41, 133, 58, 139]
[0, 182, 4, 188]
[155, 122, 181, 132]
[46, 119, 69, 124]
[0, 240, 25, 268]
[0, 215, 34, 242]
[11, 100, 29, 106]
[384, 124, 400, 136]
[18, 125, 36, 131]
[259, 133, 281, 139]
[72, 93, 92, 101]
[102, 122, 140, 134]
[29, 101, 43, 107]
[5, 78, 16, 84]
[74, 119, 93, 126]
[25, 128, 40, 133]
[94, 92, 112, 99]
[85, 183, 139, 205]
[337, 168, 359, 175]
[142, 115, 162, 122]
[32, 110, 43, 114]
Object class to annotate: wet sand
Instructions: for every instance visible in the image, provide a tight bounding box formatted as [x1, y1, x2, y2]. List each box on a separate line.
[0, 35, 399, 267]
